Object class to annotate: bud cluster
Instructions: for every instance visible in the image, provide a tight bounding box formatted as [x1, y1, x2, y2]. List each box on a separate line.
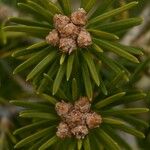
[55, 97, 102, 139]
[46, 8, 92, 54]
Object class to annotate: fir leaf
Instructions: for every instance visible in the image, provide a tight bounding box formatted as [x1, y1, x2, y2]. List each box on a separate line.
[82, 51, 100, 86]
[29, 135, 50, 150]
[68, 140, 76, 150]
[118, 115, 149, 128]
[107, 71, 128, 91]
[92, 43, 103, 53]
[13, 120, 50, 135]
[130, 57, 150, 83]
[27, 1, 53, 21]
[99, 74, 108, 95]
[20, 112, 57, 120]
[103, 126, 132, 150]
[97, 128, 120, 150]
[102, 108, 149, 115]
[111, 124, 145, 138]
[88, 1, 138, 27]
[26, 50, 57, 81]
[8, 17, 51, 28]
[12, 41, 48, 57]
[60, 53, 66, 65]
[43, 73, 68, 100]
[38, 0, 62, 14]
[91, 0, 117, 18]
[81, 61, 93, 100]
[40, 93, 58, 105]
[96, 39, 140, 63]
[89, 134, 103, 150]
[53, 63, 66, 95]
[97, 53, 122, 73]
[14, 126, 55, 148]
[83, 0, 97, 12]
[10, 100, 50, 111]
[77, 139, 82, 150]
[37, 60, 58, 93]
[17, 3, 52, 23]
[58, 0, 71, 15]
[66, 53, 75, 81]
[83, 136, 91, 150]
[113, 93, 147, 106]
[98, 17, 143, 33]
[95, 92, 126, 109]
[112, 42, 144, 55]
[13, 47, 49, 74]
[4, 25, 50, 38]
[103, 117, 125, 125]
[39, 136, 58, 150]
[88, 29, 119, 40]
[72, 78, 78, 101]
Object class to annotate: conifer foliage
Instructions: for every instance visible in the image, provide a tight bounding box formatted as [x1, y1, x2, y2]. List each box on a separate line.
[0, 0, 149, 150]
[4, 0, 143, 97]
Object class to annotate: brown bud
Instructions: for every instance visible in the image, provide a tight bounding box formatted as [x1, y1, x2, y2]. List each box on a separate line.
[55, 101, 72, 117]
[60, 23, 80, 39]
[71, 125, 88, 139]
[86, 112, 102, 129]
[71, 8, 87, 26]
[55, 97, 103, 139]
[59, 38, 77, 54]
[66, 109, 85, 128]
[53, 14, 70, 31]
[46, 29, 59, 46]
[56, 122, 72, 138]
[77, 29, 92, 48]
[75, 97, 91, 113]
